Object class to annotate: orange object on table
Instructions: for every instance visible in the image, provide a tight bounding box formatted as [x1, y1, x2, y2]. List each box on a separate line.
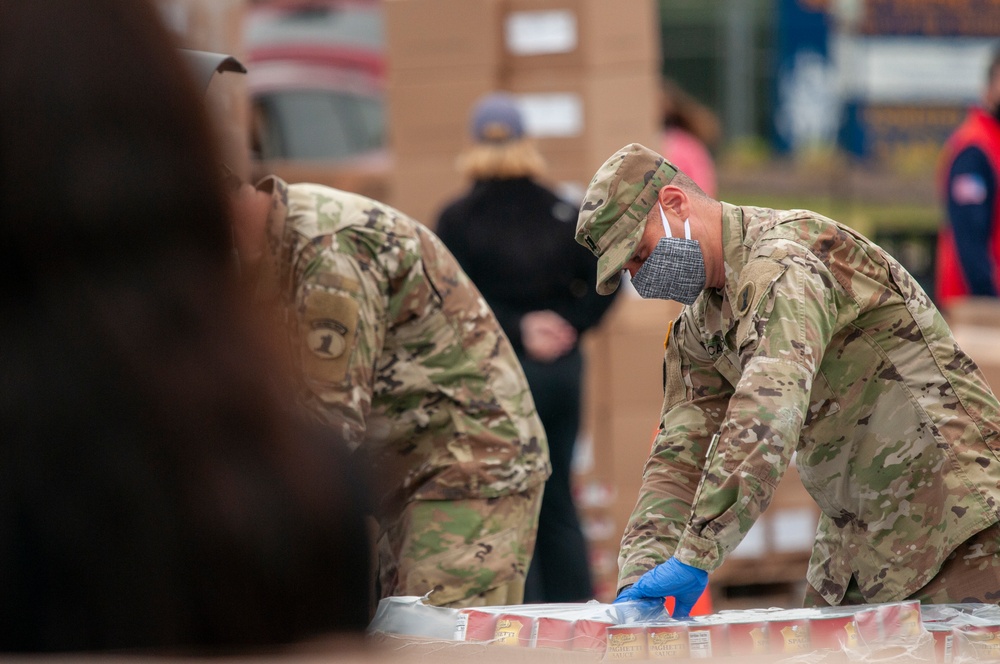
[664, 588, 713, 617]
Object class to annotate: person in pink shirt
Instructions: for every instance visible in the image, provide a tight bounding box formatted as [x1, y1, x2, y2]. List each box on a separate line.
[659, 78, 721, 198]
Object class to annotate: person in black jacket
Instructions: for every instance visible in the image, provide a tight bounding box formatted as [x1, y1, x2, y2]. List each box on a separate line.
[436, 92, 616, 603]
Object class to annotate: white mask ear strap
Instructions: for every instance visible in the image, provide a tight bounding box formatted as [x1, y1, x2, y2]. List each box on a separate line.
[659, 203, 692, 241]
[658, 203, 673, 239]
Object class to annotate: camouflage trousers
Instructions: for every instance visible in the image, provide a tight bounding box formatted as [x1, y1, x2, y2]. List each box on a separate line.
[376, 484, 544, 608]
[804, 522, 1000, 606]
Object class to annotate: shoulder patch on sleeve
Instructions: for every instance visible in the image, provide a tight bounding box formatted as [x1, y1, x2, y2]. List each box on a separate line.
[735, 282, 755, 317]
[734, 259, 787, 348]
[301, 289, 359, 383]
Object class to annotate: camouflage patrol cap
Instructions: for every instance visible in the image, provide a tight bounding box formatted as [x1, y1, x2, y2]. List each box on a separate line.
[575, 143, 678, 295]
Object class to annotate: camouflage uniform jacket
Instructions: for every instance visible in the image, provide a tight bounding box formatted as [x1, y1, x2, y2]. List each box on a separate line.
[620, 203, 1000, 605]
[259, 177, 550, 512]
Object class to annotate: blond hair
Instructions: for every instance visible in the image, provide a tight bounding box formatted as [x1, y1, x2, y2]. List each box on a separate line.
[457, 138, 547, 180]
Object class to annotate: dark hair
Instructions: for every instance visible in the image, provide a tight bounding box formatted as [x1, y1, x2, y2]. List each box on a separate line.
[0, 0, 371, 653]
[659, 77, 722, 150]
[990, 44, 1000, 82]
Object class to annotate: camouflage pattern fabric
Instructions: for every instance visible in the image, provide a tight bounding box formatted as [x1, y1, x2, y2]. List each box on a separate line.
[617, 202, 1000, 606]
[803, 521, 1000, 605]
[257, 176, 550, 602]
[378, 484, 543, 607]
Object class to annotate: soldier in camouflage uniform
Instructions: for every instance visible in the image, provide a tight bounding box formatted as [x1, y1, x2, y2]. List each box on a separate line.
[233, 176, 550, 608]
[575, 143, 1000, 613]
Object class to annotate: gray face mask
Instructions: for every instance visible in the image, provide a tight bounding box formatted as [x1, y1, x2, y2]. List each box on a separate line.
[629, 204, 706, 305]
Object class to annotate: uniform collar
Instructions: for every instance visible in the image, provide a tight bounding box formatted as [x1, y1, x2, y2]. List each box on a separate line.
[690, 202, 745, 340]
[720, 201, 749, 307]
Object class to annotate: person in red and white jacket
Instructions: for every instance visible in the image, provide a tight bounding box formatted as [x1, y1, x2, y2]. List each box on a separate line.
[937, 47, 1000, 312]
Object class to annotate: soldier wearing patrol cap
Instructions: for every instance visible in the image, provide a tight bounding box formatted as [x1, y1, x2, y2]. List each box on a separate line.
[577, 142, 1000, 614]
[230, 173, 550, 609]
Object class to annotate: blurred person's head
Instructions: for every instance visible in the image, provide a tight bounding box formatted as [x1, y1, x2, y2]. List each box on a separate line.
[0, 0, 371, 653]
[182, 49, 253, 182]
[659, 78, 722, 151]
[457, 92, 546, 180]
[985, 45, 1000, 118]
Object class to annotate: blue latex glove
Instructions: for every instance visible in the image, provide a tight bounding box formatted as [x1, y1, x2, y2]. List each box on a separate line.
[613, 557, 708, 618]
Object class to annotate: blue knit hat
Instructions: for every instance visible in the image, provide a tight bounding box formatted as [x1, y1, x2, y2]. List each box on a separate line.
[470, 92, 525, 143]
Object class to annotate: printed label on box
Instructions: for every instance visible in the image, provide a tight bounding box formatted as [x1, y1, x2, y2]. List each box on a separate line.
[505, 10, 577, 56]
[606, 626, 648, 660]
[688, 627, 713, 659]
[647, 624, 690, 659]
[517, 93, 583, 138]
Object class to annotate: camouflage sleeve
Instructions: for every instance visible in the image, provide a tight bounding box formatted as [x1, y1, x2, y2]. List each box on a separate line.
[673, 242, 847, 571]
[617, 311, 734, 589]
[293, 241, 388, 449]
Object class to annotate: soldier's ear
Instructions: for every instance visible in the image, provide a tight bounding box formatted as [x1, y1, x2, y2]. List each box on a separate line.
[658, 185, 689, 221]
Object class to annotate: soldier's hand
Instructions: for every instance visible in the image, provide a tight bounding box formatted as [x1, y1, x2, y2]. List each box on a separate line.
[613, 558, 708, 618]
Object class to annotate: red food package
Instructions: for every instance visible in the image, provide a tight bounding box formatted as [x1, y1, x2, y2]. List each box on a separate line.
[925, 624, 956, 664]
[809, 611, 860, 651]
[768, 617, 811, 655]
[727, 618, 769, 656]
[955, 623, 1000, 660]
[880, 600, 923, 639]
[573, 618, 613, 652]
[493, 613, 534, 647]
[531, 616, 574, 650]
[854, 606, 882, 645]
[646, 622, 690, 659]
[454, 608, 499, 642]
[605, 624, 648, 660]
[687, 620, 729, 659]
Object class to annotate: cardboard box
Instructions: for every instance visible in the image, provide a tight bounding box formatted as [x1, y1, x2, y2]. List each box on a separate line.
[587, 405, 662, 550]
[588, 297, 681, 413]
[944, 299, 1000, 396]
[541, 148, 612, 194]
[505, 65, 661, 165]
[950, 325, 1000, 399]
[500, 0, 659, 74]
[386, 68, 499, 157]
[385, 0, 501, 73]
[943, 296, 1000, 328]
[388, 154, 467, 228]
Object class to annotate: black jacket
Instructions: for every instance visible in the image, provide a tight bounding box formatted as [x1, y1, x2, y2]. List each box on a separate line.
[436, 177, 614, 355]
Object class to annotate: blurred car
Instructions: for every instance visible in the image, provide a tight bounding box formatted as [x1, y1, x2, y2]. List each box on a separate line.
[244, 0, 390, 201]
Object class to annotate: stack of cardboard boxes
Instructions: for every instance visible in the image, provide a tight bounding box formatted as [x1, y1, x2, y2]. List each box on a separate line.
[384, 0, 661, 226]
[384, 0, 502, 225]
[499, 0, 661, 190]
[947, 298, 1000, 396]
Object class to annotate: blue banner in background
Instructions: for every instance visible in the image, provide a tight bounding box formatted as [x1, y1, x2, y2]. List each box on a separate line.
[859, 0, 1000, 37]
[774, 0, 991, 161]
[773, 0, 833, 154]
